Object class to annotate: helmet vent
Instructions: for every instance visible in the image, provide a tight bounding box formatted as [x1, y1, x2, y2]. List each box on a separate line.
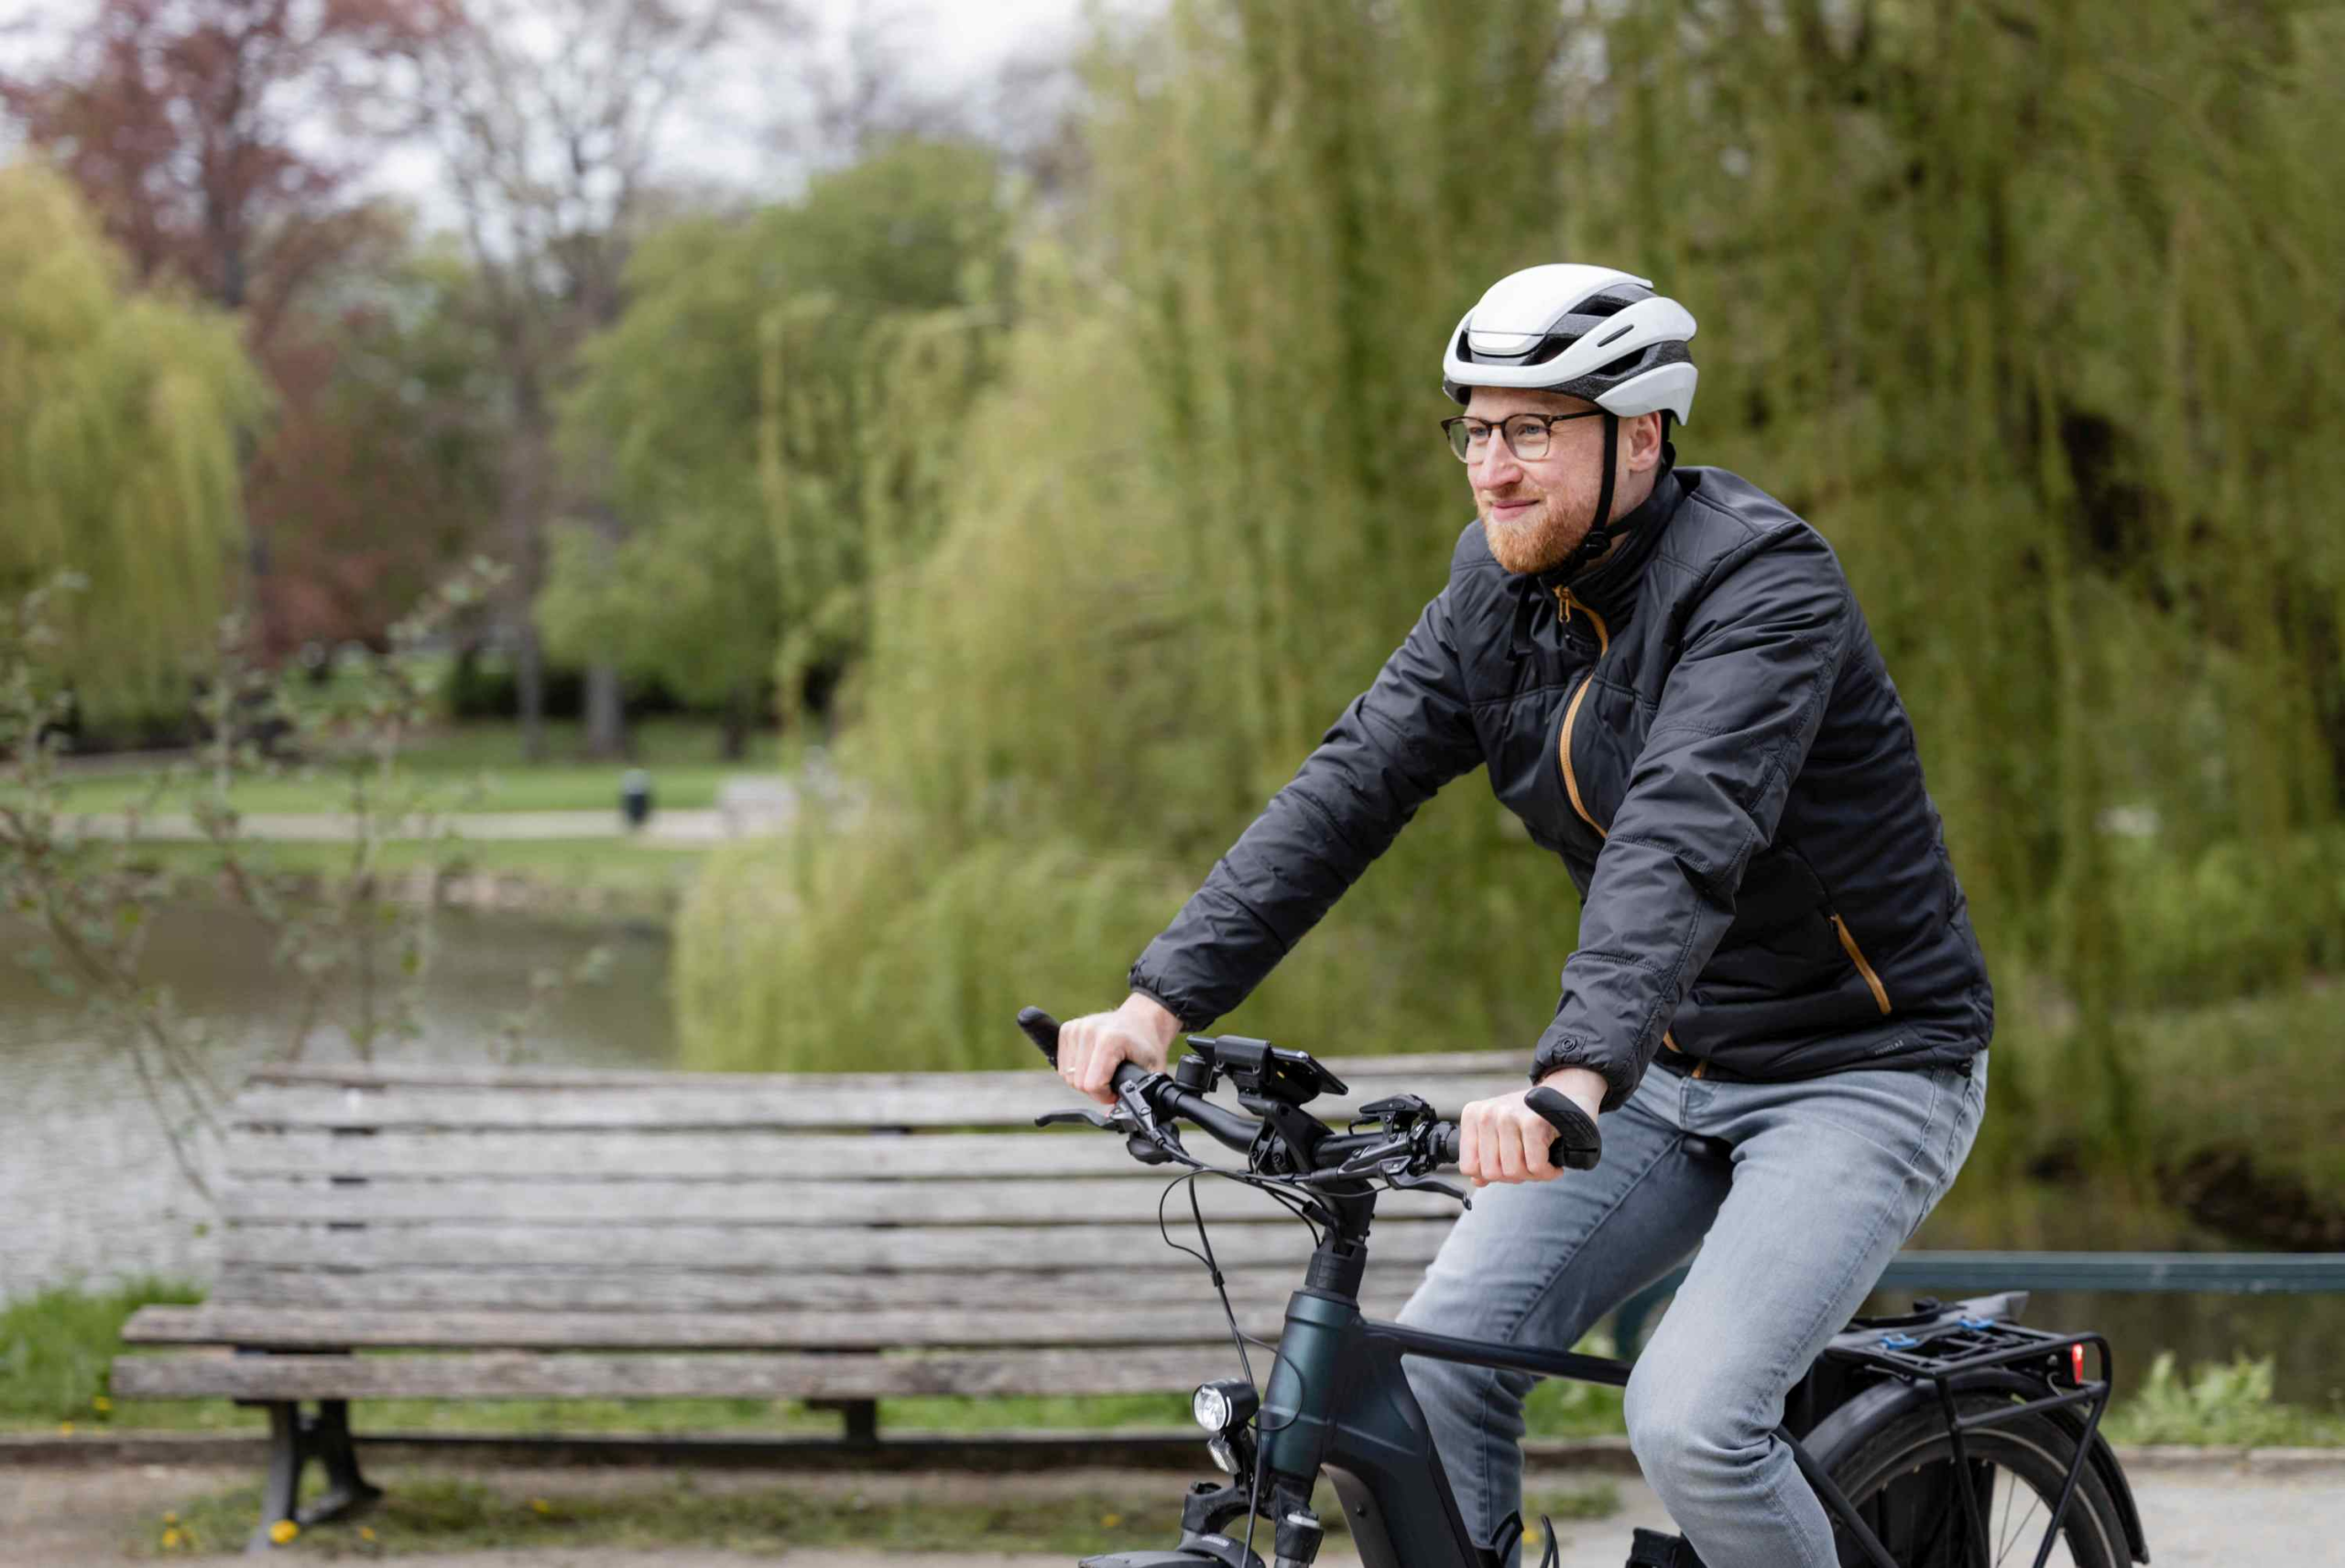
[1595, 321, 1635, 347]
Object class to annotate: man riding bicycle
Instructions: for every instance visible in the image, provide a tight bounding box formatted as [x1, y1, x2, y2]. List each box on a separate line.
[1051, 264, 1993, 1568]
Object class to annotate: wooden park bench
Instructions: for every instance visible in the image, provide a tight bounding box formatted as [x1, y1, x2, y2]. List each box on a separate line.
[112, 1050, 1527, 1549]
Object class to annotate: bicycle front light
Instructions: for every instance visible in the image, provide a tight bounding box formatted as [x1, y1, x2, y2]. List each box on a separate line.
[1192, 1378, 1259, 1435]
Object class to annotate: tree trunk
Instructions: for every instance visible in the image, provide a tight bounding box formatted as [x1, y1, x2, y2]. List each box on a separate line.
[721, 683, 752, 761]
[584, 660, 627, 759]
[515, 618, 546, 762]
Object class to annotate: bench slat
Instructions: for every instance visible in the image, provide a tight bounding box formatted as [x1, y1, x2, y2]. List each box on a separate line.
[230, 1075, 1527, 1132]
[244, 1052, 1525, 1093]
[220, 1176, 1462, 1227]
[110, 1346, 1259, 1401]
[226, 1130, 1158, 1181]
[213, 1262, 1421, 1314]
[121, 1298, 1410, 1351]
[225, 1219, 1452, 1272]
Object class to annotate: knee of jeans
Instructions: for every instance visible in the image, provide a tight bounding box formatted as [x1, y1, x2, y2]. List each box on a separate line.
[1409, 1354, 1532, 1432]
[1623, 1360, 1769, 1490]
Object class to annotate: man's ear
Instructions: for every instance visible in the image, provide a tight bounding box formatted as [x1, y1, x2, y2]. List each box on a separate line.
[1627, 412, 1665, 472]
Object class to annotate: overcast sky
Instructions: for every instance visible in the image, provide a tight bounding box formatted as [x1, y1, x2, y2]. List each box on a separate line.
[2, 0, 1110, 233]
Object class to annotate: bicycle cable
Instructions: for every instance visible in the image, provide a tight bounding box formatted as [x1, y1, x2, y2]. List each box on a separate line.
[1152, 1160, 1329, 1568]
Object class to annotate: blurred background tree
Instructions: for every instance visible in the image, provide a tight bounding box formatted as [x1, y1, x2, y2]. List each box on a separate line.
[0, 0, 460, 667]
[0, 161, 266, 729]
[677, 0, 2345, 1220]
[540, 139, 1011, 753]
[412, 0, 791, 762]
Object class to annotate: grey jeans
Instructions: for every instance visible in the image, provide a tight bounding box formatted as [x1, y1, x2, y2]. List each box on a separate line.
[1398, 1052, 1988, 1568]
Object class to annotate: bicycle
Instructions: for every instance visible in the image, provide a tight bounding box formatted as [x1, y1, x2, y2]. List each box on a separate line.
[1017, 1007, 2149, 1568]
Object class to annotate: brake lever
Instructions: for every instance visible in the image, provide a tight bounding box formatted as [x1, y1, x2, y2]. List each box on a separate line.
[1391, 1170, 1472, 1206]
[1034, 1107, 1124, 1130]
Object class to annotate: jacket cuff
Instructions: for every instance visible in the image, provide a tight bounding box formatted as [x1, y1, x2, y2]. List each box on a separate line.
[1125, 967, 1208, 1033]
[1529, 1027, 1637, 1114]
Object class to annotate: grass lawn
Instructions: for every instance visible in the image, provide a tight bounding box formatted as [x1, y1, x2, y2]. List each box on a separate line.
[136, 1469, 1620, 1558]
[52, 719, 793, 816]
[118, 836, 713, 906]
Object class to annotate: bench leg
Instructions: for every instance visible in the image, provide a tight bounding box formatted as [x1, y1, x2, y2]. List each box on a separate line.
[246, 1400, 383, 1553]
[809, 1398, 879, 1443]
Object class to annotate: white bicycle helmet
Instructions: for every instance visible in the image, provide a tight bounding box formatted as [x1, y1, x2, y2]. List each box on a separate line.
[1443, 266, 1699, 575]
[1441, 264, 1698, 421]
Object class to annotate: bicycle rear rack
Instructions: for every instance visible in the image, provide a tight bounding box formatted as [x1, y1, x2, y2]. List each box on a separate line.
[1822, 1316, 2114, 1568]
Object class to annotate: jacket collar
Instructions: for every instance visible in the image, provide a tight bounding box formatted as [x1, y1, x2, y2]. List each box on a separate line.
[1533, 459, 1685, 626]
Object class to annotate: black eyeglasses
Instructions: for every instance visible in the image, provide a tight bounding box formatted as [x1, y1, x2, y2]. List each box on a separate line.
[1441, 409, 1606, 463]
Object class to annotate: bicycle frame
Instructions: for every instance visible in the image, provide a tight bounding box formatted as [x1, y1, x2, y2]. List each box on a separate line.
[1234, 1227, 1906, 1568]
[1018, 1017, 2135, 1568]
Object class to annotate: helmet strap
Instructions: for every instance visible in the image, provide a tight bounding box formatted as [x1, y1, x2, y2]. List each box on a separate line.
[1554, 411, 1621, 580]
[1591, 411, 1620, 541]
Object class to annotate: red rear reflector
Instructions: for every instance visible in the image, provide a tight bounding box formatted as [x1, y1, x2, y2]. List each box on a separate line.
[2071, 1345, 2086, 1383]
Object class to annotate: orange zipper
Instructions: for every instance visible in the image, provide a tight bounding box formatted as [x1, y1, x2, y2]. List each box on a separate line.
[1556, 588, 1609, 655]
[1831, 913, 1893, 1015]
[1554, 588, 1610, 839]
[1662, 1030, 1703, 1078]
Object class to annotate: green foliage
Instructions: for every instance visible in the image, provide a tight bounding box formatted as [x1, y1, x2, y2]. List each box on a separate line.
[0, 1279, 201, 1424]
[544, 140, 1013, 724]
[676, 1, 2345, 1212]
[2105, 1351, 2345, 1447]
[0, 161, 267, 726]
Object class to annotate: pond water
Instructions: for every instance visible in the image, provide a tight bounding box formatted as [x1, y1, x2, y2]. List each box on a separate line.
[1904, 1174, 2345, 1413]
[2, 908, 2337, 1413]
[0, 899, 674, 1297]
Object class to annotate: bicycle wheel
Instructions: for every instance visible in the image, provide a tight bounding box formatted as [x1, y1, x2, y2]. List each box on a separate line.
[1822, 1392, 2128, 1568]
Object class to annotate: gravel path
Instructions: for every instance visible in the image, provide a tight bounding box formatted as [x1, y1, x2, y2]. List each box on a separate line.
[61, 809, 746, 844]
[5, 1457, 2340, 1564]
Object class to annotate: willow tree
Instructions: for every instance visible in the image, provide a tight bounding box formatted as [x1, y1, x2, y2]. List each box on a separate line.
[546, 140, 1012, 743]
[0, 161, 267, 726]
[681, 0, 2345, 1138]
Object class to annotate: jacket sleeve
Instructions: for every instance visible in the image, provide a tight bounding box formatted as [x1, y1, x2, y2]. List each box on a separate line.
[1128, 585, 1485, 1030]
[1530, 527, 1855, 1110]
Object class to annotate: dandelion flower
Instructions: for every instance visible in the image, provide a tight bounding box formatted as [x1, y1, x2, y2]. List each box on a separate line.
[1101, 1514, 1123, 1528]
[530, 1497, 552, 1515]
[163, 1512, 179, 1524]
[160, 1528, 184, 1549]
[93, 1396, 113, 1414]
[269, 1519, 300, 1544]
[360, 1526, 376, 1541]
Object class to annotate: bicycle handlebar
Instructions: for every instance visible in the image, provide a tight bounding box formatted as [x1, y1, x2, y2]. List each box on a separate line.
[1020, 1006, 1602, 1180]
[1019, 1007, 1263, 1155]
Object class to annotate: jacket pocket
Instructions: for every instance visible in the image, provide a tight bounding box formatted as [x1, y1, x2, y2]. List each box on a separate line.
[1829, 911, 1894, 1015]
[1557, 671, 1607, 840]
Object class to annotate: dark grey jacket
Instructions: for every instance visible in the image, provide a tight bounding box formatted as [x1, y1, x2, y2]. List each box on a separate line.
[1127, 463, 1993, 1110]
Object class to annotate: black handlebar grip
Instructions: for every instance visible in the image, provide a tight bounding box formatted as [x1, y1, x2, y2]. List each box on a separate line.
[1020, 1007, 1149, 1095]
[1017, 1007, 1062, 1066]
[1434, 1120, 1576, 1171]
[1524, 1085, 1603, 1171]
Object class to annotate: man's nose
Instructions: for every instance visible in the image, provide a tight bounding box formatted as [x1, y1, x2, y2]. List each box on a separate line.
[1470, 431, 1524, 487]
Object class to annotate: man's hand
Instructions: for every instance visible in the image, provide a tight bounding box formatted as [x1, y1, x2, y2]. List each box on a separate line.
[1457, 1067, 1607, 1186]
[1053, 993, 1183, 1105]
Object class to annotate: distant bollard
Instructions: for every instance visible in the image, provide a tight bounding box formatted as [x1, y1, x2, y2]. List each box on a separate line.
[620, 769, 653, 832]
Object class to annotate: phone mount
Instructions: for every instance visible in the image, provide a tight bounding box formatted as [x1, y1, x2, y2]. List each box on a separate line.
[1177, 1033, 1349, 1114]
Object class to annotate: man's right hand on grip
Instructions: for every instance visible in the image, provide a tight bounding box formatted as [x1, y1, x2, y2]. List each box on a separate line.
[1033, 994, 1182, 1105]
